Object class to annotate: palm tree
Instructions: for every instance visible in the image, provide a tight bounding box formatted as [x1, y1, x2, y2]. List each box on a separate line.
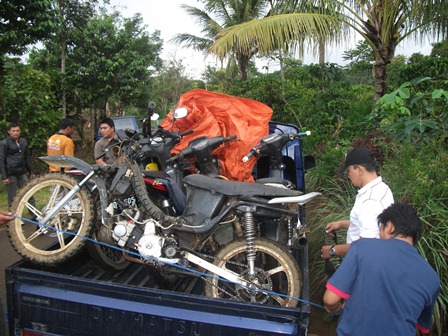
[209, 0, 448, 101]
[171, 0, 270, 80]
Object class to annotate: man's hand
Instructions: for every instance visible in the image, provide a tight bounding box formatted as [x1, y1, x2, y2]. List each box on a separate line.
[321, 245, 334, 259]
[2, 178, 9, 185]
[325, 220, 349, 234]
[0, 211, 14, 225]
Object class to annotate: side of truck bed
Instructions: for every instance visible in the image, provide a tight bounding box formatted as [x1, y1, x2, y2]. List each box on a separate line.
[6, 250, 310, 336]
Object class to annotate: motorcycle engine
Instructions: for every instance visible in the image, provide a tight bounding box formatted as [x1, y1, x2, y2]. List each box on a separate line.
[112, 218, 164, 259]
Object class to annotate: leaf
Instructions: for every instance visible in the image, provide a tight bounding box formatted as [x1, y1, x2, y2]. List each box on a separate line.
[398, 106, 411, 116]
[398, 87, 410, 99]
[404, 118, 419, 133]
[432, 89, 443, 99]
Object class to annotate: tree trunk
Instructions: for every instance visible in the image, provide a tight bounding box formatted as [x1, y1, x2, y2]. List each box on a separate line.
[318, 39, 325, 65]
[279, 49, 286, 99]
[61, 32, 66, 117]
[372, 43, 396, 102]
[372, 56, 387, 102]
[59, 0, 67, 117]
[237, 52, 250, 81]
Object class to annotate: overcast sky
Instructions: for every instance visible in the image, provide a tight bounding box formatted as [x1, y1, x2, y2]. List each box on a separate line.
[109, 0, 433, 77]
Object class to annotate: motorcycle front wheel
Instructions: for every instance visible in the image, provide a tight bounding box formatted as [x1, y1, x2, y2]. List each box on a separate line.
[8, 173, 94, 266]
[204, 237, 302, 307]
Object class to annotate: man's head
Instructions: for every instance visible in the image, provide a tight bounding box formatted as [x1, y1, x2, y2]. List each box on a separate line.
[58, 118, 75, 136]
[377, 203, 422, 245]
[340, 148, 377, 173]
[99, 118, 115, 140]
[7, 122, 20, 141]
[341, 148, 378, 188]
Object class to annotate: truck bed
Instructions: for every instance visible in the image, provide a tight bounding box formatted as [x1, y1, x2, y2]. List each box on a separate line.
[5, 250, 309, 335]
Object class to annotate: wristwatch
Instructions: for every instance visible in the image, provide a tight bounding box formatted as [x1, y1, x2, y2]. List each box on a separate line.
[329, 244, 336, 257]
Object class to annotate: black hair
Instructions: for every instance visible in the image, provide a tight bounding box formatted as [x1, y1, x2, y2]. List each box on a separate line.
[377, 203, 422, 245]
[7, 122, 19, 130]
[352, 161, 377, 173]
[99, 118, 115, 129]
[360, 161, 377, 173]
[58, 118, 75, 130]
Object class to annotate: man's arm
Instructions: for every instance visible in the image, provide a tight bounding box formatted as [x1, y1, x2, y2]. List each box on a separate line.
[65, 138, 75, 157]
[94, 140, 105, 164]
[323, 289, 344, 313]
[321, 243, 350, 259]
[325, 219, 350, 234]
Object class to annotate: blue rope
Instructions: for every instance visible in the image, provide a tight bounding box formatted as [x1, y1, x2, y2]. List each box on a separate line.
[14, 215, 325, 310]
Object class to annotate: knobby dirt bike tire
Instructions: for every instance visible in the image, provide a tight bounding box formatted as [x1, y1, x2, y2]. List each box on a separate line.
[8, 173, 94, 266]
[204, 237, 302, 308]
[85, 191, 130, 271]
[131, 162, 171, 223]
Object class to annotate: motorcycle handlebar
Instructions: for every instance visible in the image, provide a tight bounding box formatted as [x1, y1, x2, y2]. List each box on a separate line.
[242, 131, 311, 162]
[152, 126, 195, 141]
[167, 134, 237, 163]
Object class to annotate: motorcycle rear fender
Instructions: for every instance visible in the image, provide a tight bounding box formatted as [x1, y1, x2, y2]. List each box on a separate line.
[182, 184, 228, 227]
[39, 155, 93, 175]
[267, 191, 322, 205]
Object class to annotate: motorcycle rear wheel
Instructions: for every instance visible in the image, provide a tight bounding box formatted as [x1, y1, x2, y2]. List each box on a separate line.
[8, 174, 94, 266]
[204, 237, 302, 307]
[85, 192, 130, 270]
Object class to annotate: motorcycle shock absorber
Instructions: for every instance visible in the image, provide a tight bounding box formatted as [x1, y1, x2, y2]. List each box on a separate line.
[243, 206, 257, 278]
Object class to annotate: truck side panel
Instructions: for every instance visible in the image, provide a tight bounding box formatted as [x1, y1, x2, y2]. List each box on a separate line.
[6, 254, 306, 336]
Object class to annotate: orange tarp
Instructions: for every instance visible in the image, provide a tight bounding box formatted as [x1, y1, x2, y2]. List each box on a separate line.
[160, 89, 272, 182]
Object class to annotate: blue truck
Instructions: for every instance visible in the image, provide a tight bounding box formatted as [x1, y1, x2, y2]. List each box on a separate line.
[5, 121, 316, 336]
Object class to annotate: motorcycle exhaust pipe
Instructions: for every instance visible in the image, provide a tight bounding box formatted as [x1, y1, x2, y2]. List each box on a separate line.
[292, 234, 308, 248]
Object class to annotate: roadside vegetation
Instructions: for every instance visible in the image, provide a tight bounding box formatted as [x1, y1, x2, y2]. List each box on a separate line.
[0, 1, 447, 334]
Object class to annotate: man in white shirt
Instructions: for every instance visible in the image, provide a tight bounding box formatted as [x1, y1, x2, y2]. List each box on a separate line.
[321, 147, 394, 259]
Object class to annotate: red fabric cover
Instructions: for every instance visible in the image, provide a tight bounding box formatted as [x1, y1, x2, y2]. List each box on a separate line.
[160, 89, 272, 182]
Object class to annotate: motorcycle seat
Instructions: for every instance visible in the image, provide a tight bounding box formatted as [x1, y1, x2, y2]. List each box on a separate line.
[141, 170, 170, 178]
[256, 177, 297, 190]
[183, 174, 303, 198]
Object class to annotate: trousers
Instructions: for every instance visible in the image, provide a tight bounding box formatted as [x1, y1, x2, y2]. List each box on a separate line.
[5, 174, 28, 209]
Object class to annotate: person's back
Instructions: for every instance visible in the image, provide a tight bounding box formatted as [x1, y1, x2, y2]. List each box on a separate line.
[347, 175, 394, 242]
[331, 238, 439, 335]
[324, 203, 440, 336]
[47, 118, 75, 172]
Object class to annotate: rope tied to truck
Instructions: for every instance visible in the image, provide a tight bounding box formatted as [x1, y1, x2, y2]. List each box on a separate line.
[14, 215, 325, 310]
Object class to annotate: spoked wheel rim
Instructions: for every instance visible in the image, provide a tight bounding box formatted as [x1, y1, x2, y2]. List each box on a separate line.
[205, 237, 302, 307]
[8, 174, 93, 265]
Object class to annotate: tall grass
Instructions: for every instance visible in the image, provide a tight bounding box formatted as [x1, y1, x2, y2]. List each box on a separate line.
[307, 177, 354, 298]
[0, 185, 8, 211]
[416, 200, 448, 335]
[306, 141, 448, 336]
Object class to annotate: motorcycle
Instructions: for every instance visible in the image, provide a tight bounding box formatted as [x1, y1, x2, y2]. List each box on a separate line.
[8, 111, 321, 308]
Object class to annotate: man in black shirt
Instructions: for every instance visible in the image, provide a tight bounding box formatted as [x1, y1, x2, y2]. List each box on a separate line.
[0, 123, 35, 209]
